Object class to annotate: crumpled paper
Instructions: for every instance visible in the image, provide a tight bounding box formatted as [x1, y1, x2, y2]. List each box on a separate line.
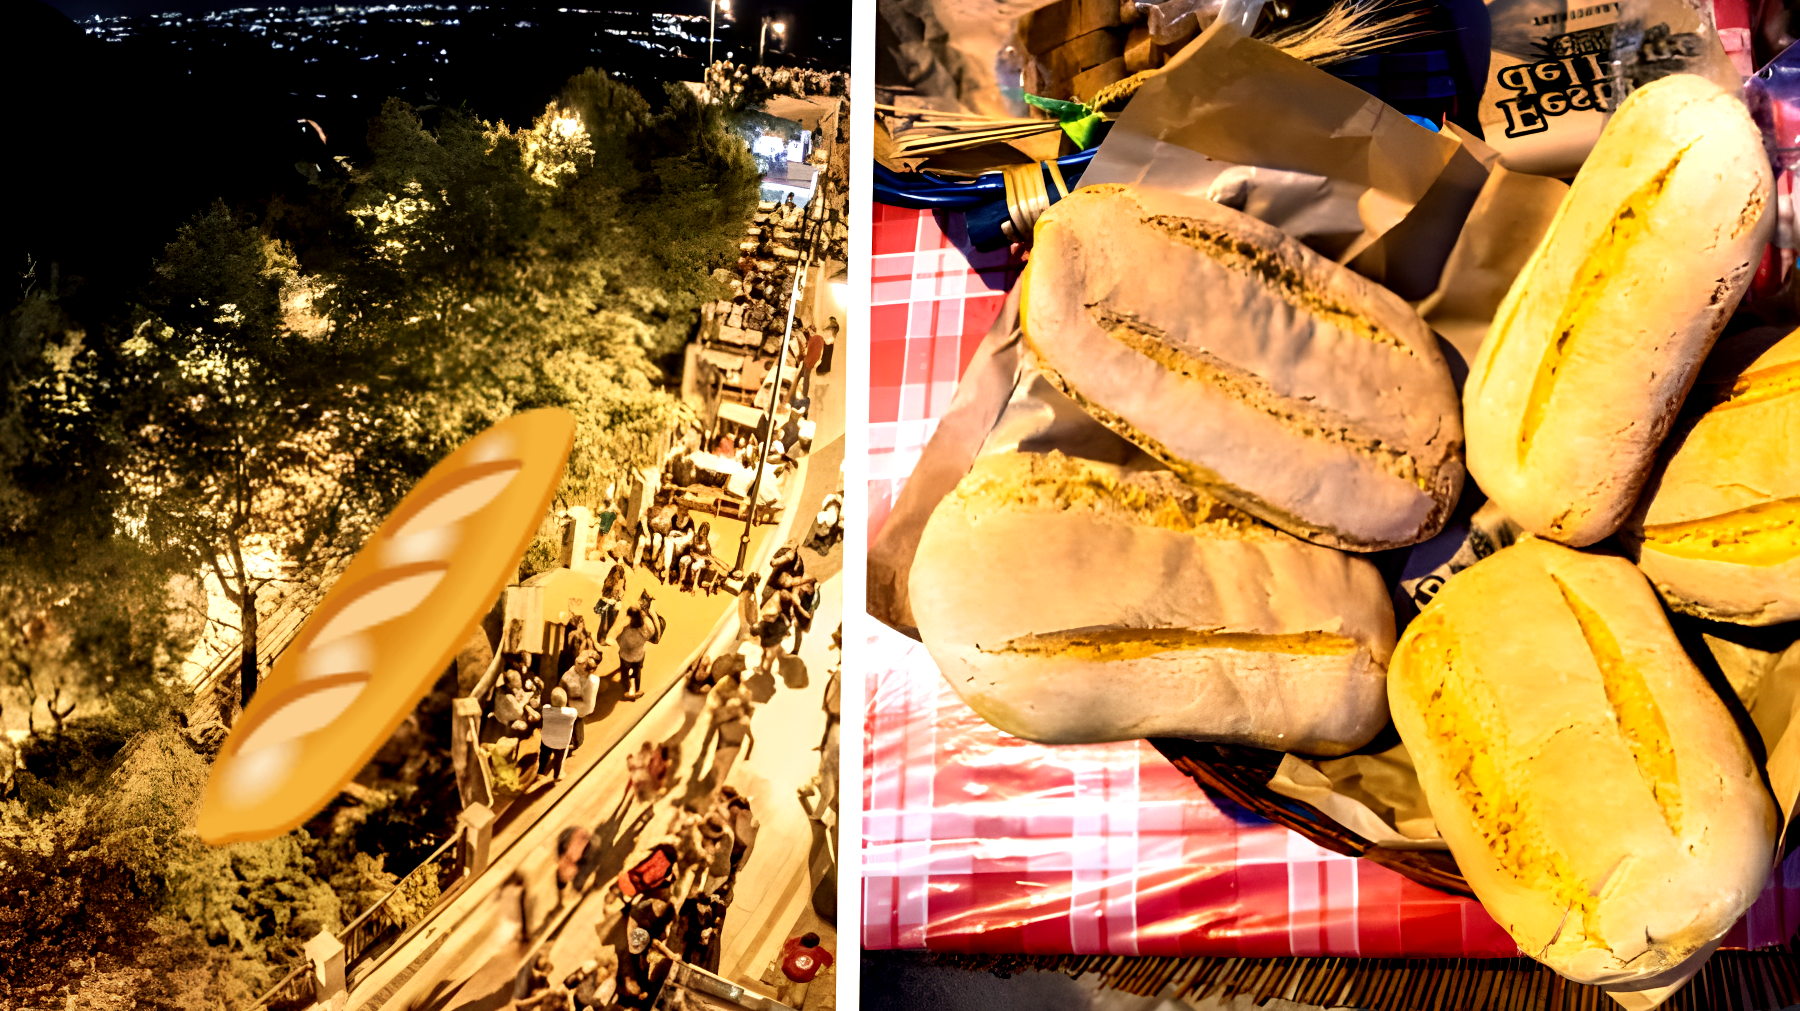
[868, 21, 1569, 635]
[1268, 747, 1450, 850]
[1083, 16, 1479, 291]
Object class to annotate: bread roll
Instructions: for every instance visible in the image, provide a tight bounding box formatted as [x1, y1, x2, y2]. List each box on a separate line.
[199, 409, 576, 844]
[1021, 183, 1464, 552]
[1389, 537, 1776, 991]
[1622, 329, 1800, 625]
[911, 451, 1396, 754]
[1463, 74, 1774, 547]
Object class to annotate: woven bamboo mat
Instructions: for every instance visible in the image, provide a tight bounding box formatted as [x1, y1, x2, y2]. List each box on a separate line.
[899, 945, 1800, 1010]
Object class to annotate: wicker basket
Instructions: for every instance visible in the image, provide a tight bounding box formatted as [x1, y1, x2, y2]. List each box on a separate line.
[1149, 737, 1473, 898]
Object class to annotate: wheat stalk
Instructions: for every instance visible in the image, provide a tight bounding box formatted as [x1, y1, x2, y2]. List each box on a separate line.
[1262, 0, 1436, 67]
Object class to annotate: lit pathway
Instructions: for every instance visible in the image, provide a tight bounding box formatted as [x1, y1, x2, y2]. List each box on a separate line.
[361, 570, 840, 1011]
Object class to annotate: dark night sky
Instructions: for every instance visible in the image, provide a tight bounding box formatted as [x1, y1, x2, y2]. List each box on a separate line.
[35, 0, 846, 65]
[39, 0, 838, 29]
[3, 0, 844, 317]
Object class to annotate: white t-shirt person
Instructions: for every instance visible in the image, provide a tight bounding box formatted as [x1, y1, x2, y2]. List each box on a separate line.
[539, 687, 579, 782]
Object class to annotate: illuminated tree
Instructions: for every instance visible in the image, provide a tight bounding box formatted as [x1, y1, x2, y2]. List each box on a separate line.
[111, 204, 368, 711]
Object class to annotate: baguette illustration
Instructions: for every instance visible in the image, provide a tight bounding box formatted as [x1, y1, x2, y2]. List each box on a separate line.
[1622, 328, 1800, 625]
[1389, 537, 1776, 994]
[198, 409, 576, 844]
[1021, 184, 1464, 552]
[1463, 73, 1774, 547]
[911, 451, 1396, 754]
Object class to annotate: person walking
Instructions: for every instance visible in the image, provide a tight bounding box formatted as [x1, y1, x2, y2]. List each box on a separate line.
[801, 325, 824, 398]
[766, 546, 816, 653]
[734, 572, 762, 645]
[818, 316, 838, 374]
[698, 811, 735, 894]
[775, 933, 834, 1007]
[612, 595, 665, 702]
[594, 561, 628, 640]
[559, 649, 600, 753]
[670, 653, 717, 745]
[800, 629, 841, 826]
[751, 599, 790, 679]
[539, 687, 578, 783]
[704, 697, 754, 790]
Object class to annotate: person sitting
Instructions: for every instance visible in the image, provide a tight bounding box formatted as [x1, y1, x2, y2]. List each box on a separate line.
[491, 668, 529, 728]
[639, 495, 676, 572]
[521, 675, 546, 727]
[679, 522, 718, 593]
[668, 450, 699, 489]
[660, 507, 696, 582]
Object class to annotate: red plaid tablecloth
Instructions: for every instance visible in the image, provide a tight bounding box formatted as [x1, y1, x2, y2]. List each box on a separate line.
[861, 203, 1800, 957]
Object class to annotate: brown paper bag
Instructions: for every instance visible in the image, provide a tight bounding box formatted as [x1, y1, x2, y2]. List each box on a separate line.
[1084, 20, 1468, 271]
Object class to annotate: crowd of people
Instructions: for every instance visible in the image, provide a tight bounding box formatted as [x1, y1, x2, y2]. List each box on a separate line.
[476, 94, 846, 1011]
[496, 566, 842, 1011]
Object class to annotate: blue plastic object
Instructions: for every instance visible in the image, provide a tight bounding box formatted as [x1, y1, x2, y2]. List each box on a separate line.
[874, 150, 1097, 250]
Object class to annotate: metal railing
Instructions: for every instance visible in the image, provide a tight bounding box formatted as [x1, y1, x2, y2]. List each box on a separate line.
[241, 964, 312, 1011]
[341, 830, 466, 967]
[242, 828, 466, 1010]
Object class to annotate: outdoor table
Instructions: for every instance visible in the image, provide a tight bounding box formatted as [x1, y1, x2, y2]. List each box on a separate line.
[863, 203, 1800, 1008]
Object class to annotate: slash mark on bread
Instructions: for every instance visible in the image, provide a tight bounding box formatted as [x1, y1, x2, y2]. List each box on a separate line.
[1401, 614, 1599, 940]
[1517, 146, 1691, 463]
[1028, 354, 1342, 543]
[1550, 574, 1683, 837]
[1692, 358, 1800, 415]
[1138, 210, 1415, 356]
[1640, 496, 1800, 566]
[949, 450, 1274, 540]
[982, 626, 1360, 662]
[1087, 307, 1434, 494]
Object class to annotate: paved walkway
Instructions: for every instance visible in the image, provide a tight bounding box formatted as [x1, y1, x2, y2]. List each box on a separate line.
[347, 442, 844, 1007]
[357, 571, 840, 1011]
[476, 511, 775, 863]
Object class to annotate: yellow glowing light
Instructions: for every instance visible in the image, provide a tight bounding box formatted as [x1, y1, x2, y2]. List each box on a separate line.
[772, 21, 786, 33]
[551, 112, 584, 139]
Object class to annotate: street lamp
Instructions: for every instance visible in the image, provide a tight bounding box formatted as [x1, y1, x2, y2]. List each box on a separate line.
[759, 16, 785, 63]
[708, 0, 730, 66]
[735, 213, 813, 573]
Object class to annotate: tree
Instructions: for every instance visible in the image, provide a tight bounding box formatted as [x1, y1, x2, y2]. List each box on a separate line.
[0, 291, 193, 771]
[323, 78, 754, 522]
[111, 204, 368, 711]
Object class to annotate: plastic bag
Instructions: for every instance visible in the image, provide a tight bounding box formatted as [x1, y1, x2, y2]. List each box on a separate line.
[1478, 0, 1739, 177]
